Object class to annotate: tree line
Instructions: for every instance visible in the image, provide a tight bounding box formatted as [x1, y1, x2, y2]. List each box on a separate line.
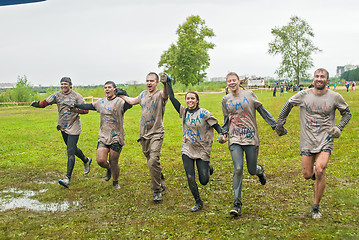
[341, 68, 359, 82]
[1, 14, 323, 102]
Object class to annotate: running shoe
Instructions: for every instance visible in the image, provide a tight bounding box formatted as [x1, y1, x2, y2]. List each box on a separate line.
[153, 192, 162, 202]
[312, 208, 322, 219]
[190, 202, 203, 212]
[59, 176, 71, 188]
[104, 168, 111, 181]
[83, 157, 92, 174]
[230, 206, 241, 217]
[258, 165, 266, 185]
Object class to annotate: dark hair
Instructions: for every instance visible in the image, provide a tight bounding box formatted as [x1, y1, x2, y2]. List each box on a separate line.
[147, 72, 159, 82]
[60, 77, 72, 84]
[314, 68, 329, 80]
[104, 81, 116, 88]
[185, 91, 200, 108]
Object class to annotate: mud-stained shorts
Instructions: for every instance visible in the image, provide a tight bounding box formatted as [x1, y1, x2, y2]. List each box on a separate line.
[300, 149, 332, 156]
[97, 141, 122, 153]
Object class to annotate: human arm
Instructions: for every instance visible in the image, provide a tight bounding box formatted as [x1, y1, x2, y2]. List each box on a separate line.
[217, 115, 229, 144]
[123, 102, 132, 112]
[30, 100, 49, 108]
[256, 105, 277, 130]
[114, 89, 133, 112]
[275, 101, 293, 136]
[119, 95, 139, 105]
[212, 123, 222, 134]
[328, 107, 351, 138]
[74, 103, 96, 111]
[165, 75, 181, 114]
[160, 73, 169, 101]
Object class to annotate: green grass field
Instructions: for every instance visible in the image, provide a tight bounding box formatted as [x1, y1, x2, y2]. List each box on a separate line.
[0, 89, 358, 239]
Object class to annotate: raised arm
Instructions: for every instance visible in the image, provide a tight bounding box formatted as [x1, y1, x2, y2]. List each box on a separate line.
[165, 75, 181, 114]
[160, 74, 169, 101]
[256, 105, 277, 130]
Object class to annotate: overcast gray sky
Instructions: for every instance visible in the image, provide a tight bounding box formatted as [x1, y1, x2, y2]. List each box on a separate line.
[1, 0, 358, 86]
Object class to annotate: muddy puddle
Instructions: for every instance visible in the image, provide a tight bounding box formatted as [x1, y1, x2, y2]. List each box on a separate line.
[0, 188, 79, 212]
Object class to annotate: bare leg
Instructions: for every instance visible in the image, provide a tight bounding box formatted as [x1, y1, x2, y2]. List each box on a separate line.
[313, 152, 330, 205]
[96, 147, 110, 169]
[108, 149, 120, 182]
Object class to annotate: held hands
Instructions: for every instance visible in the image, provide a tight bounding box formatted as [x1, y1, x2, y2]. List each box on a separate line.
[217, 133, 227, 144]
[275, 124, 288, 136]
[328, 126, 341, 138]
[160, 73, 172, 84]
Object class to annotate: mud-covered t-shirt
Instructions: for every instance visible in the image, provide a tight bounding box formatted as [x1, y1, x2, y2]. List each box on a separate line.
[93, 97, 126, 146]
[288, 89, 349, 153]
[179, 106, 218, 161]
[137, 90, 167, 139]
[46, 91, 85, 135]
[222, 90, 262, 146]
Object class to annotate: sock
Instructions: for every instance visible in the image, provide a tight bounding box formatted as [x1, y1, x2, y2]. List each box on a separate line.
[312, 204, 319, 211]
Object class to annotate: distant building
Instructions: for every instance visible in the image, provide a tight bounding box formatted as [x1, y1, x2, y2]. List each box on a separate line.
[210, 77, 226, 82]
[0, 83, 15, 88]
[337, 65, 359, 77]
[247, 76, 266, 88]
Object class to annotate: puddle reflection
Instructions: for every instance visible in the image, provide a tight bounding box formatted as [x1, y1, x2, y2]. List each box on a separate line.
[0, 188, 79, 212]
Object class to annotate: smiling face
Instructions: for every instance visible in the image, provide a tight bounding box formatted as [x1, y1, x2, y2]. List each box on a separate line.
[60, 81, 72, 94]
[313, 69, 329, 90]
[104, 83, 116, 99]
[185, 92, 199, 110]
[146, 73, 159, 93]
[226, 73, 240, 94]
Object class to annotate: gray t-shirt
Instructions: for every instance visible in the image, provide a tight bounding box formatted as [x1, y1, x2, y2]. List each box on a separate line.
[93, 97, 126, 146]
[222, 90, 262, 146]
[46, 91, 85, 135]
[138, 90, 167, 139]
[288, 89, 349, 153]
[179, 106, 218, 161]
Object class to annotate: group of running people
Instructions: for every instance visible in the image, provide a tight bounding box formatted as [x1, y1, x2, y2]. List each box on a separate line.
[31, 68, 351, 219]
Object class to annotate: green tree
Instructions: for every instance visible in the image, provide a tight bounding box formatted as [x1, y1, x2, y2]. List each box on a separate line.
[11, 75, 37, 102]
[158, 15, 215, 89]
[268, 16, 321, 85]
[341, 68, 359, 82]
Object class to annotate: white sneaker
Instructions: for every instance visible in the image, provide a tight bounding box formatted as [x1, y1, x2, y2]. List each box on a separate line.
[312, 209, 322, 219]
[59, 177, 71, 188]
[83, 157, 92, 174]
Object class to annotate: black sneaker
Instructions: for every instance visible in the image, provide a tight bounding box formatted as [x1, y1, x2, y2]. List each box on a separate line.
[153, 192, 162, 202]
[190, 202, 203, 212]
[209, 164, 214, 175]
[104, 168, 111, 181]
[230, 206, 241, 217]
[258, 165, 266, 185]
